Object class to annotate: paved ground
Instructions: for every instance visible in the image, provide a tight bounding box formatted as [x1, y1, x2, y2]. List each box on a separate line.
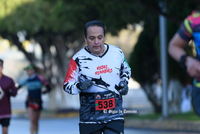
[1, 116, 199, 134]
[7, 109, 199, 134]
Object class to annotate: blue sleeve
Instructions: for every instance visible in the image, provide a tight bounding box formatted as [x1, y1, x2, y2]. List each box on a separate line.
[18, 78, 28, 89]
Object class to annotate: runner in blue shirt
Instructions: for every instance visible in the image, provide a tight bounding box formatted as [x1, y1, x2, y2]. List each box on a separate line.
[17, 65, 51, 134]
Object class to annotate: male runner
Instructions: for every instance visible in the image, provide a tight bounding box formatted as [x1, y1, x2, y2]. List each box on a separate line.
[63, 20, 131, 134]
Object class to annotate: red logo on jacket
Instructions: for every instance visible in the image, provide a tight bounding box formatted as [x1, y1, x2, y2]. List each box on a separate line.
[95, 65, 112, 75]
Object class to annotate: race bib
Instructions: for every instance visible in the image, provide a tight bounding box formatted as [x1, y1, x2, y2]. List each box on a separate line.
[95, 92, 115, 110]
[0, 86, 4, 100]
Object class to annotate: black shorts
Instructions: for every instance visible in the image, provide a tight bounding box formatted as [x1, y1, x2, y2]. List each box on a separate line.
[79, 120, 124, 134]
[0, 118, 10, 127]
[25, 100, 43, 111]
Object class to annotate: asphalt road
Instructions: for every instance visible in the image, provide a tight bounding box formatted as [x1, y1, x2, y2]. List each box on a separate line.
[1, 117, 198, 134]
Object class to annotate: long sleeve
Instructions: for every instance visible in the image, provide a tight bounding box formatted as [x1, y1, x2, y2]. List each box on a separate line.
[120, 55, 131, 84]
[38, 75, 51, 93]
[17, 78, 28, 89]
[63, 58, 81, 95]
[10, 78, 17, 97]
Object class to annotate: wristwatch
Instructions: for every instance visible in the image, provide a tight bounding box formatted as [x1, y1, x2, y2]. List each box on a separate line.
[180, 54, 188, 69]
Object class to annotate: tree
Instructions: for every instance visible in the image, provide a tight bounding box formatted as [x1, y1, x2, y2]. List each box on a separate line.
[130, 0, 197, 113]
[0, 0, 198, 112]
[0, 0, 142, 110]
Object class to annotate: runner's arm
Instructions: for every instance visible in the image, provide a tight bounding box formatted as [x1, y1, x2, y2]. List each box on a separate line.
[9, 78, 18, 97]
[120, 56, 131, 84]
[63, 58, 81, 95]
[38, 75, 52, 94]
[168, 15, 200, 77]
[16, 78, 27, 90]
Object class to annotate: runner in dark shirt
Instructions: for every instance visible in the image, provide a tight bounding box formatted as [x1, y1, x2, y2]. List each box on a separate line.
[0, 59, 17, 134]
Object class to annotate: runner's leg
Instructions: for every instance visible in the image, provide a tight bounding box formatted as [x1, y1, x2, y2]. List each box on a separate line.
[103, 128, 120, 134]
[27, 107, 41, 134]
[1, 118, 10, 134]
[2, 126, 8, 134]
[33, 109, 40, 134]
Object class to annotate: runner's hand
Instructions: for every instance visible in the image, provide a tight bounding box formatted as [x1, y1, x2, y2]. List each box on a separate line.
[9, 91, 14, 96]
[118, 81, 128, 95]
[186, 56, 200, 77]
[0, 87, 4, 100]
[79, 79, 94, 90]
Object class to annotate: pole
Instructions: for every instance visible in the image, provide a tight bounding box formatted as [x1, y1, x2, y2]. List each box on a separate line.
[159, 0, 168, 118]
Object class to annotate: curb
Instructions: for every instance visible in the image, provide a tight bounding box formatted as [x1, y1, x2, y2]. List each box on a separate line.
[124, 119, 200, 132]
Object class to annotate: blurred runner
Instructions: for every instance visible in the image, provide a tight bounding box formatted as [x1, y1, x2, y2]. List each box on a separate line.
[17, 64, 51, 134]
[0, 59, 17, 134]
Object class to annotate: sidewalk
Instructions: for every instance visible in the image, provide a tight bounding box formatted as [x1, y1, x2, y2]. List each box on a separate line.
[12, 109, 79, 119]
[124, 118, 200, 133]
[13, 109, 200, 133]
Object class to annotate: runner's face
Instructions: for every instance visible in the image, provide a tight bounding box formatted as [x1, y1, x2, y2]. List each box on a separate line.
[26, 69, 35, 76]
[84, 26, 105, 55]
